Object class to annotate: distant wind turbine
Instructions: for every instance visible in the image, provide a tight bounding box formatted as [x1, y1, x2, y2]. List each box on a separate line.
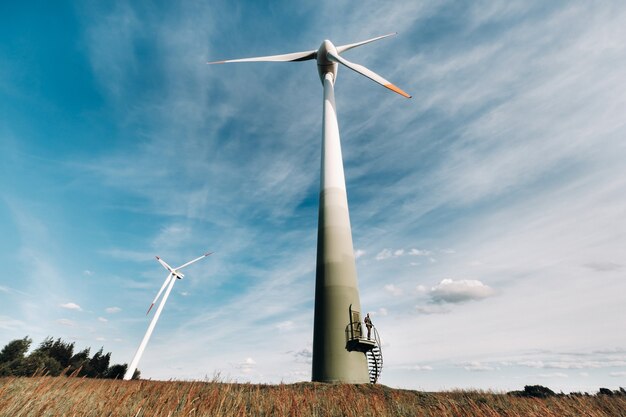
[123, 252, 212, 381]
[209, 33, 409, 383]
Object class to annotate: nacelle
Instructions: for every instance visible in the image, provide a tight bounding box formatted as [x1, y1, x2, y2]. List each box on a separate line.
[317, 40, 338, 83]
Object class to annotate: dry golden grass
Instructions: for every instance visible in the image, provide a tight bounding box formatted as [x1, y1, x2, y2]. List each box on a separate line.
[0, 377, 624, 417]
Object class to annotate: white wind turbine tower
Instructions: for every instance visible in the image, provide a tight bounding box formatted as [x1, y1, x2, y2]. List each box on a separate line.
[123, 252, 212, 381]
[209, 33, 409, 383]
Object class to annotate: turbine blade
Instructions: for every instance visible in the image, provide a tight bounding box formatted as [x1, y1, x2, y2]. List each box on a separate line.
[208, 50, 316, 64]
[327, 51, 412, 98]
[156, 256, 174, 272]
[175, 252, 213, 271]
[147, 273, 173, 315]
[336, 33, 397, 54]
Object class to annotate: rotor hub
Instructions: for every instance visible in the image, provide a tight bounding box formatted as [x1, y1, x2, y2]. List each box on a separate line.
[317, 40, 338, 83]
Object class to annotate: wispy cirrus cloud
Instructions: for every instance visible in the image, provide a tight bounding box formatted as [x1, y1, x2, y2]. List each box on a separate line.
[3, 0, 625, 393]
[0, 316, 26, 331]
[71, 1, 626, 393]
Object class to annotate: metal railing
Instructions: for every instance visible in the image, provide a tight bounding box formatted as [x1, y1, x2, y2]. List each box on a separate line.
[345, 319, 363, 342]
[366, 326, 383, 383]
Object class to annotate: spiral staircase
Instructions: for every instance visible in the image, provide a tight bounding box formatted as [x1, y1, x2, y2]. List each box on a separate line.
[364, 328, 383, 384]
[345, 307, 383, 383]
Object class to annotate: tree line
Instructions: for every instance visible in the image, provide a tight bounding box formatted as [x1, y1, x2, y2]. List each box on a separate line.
[0, 336, 139, 379]
[508, 385, 626, 398]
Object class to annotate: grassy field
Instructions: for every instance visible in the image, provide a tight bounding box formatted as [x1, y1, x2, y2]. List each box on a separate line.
[1, 377, 625, 417]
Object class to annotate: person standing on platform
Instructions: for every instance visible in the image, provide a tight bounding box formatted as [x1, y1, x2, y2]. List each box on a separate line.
[364, 313, 373, 340]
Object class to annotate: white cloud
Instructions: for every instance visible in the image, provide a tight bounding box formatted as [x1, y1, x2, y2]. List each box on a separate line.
[375, 249, 393, 260]
[517, 358, 626, 370]
[234, 357, 257, 373]
[463, 361, 494, 372]
[83, 270, 94, 276]
[105, 307, 121, 313]
[430, 279, 495, 303]
[354, 249, 366, 259]
[544, 362, 586, 370]
[518, 360, 544, 369]
[409, 248, 432, 256]
[406, 365, 433, 371]
[377, 307, 388, 316]
[537, 372, 568, 378]
[97, 317, 108, 323]
[57, 319, 75, 327]
[609, 371, 626, 377]
[96, 336, 106, 341]
[384, 284, 403, 296]
[60, 302, 82, 311]
[375, 248, 432, 261]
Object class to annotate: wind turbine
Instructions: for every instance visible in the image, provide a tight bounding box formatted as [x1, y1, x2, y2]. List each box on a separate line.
[123, 252, 212, 381]
[209, 33, 410, 383]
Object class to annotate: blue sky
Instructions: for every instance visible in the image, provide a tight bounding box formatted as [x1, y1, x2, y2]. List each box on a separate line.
[1, 1, 625, 392]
